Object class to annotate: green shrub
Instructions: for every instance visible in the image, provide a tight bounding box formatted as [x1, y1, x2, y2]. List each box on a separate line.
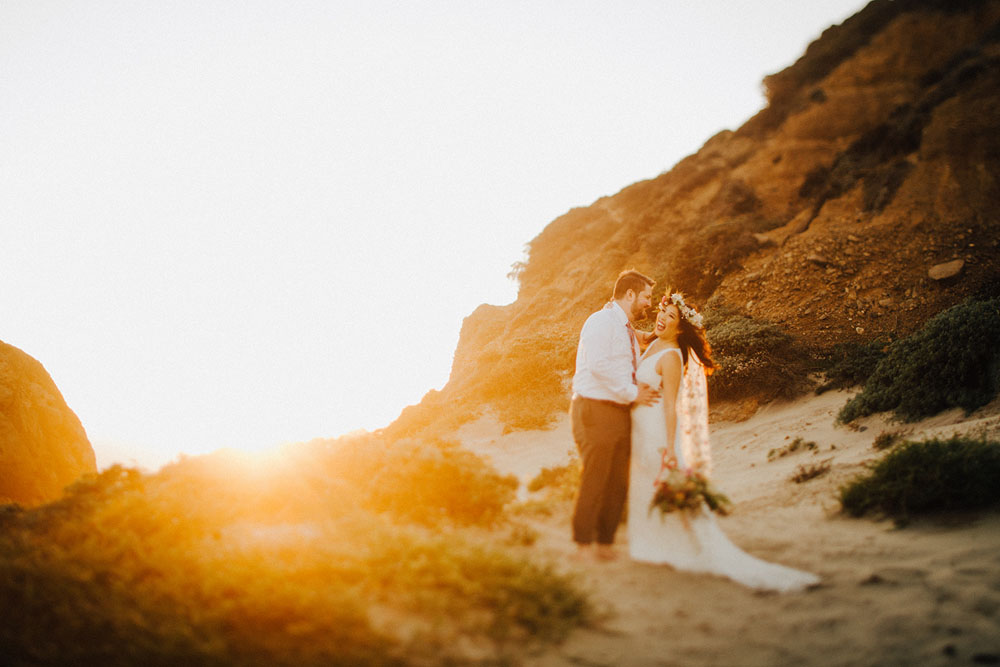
[477, 331, 576, 432]
[703, 307, 811, 402]
[526, 456, 582, 503]
[0, 446, 589, 666]
[495, 391, 570, 433]
[296, 434, 519, 528]
[839, 436, 1000, 521]
[0, 467, 393, 667]
[365, 438, 519, 527]
[0, 439, 586, 665]
[816, 339, 890, 393]
[505, 522, 540, 547]
[872, 431, 903, 451]
[361, 537, 589, 645]
[838, 298, 1000, 423]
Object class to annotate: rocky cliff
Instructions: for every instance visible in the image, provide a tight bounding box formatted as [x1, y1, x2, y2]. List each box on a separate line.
[0, 341, 96, 506]
[388, 0, 1000, 437]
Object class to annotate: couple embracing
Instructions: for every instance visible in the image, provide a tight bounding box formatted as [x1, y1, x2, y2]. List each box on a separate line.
[570, 270, 818, 592]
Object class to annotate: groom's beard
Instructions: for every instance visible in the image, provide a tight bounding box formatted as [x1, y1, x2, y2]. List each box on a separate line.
[631, 303, 647, 322]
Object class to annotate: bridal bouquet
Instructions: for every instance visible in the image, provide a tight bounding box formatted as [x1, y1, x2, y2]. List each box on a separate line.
[649, 461, 732, 518]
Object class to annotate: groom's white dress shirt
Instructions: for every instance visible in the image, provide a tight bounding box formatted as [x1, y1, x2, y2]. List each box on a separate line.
[572, 302, 640, 405]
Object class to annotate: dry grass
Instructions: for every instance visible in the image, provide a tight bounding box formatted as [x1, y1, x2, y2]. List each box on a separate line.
[790, 458, 833, 483]
[767, 436, 818, 461]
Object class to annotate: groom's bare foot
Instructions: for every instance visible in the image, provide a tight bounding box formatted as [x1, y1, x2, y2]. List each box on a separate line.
[570, 544, 593, 562]
[570, 543, 618, 563]
[595, 544, 618, 561]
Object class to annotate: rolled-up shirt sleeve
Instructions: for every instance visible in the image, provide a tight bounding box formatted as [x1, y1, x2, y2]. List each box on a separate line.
[573, 308, 639, 405]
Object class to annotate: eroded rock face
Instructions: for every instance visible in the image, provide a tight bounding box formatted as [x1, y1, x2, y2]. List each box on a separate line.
[390, 0, 1000, 433]
[0, 341, 96, 506]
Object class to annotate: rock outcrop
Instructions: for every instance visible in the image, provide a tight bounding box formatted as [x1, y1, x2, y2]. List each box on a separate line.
[389, 0, 1000, 435]
[0, 341, 96, 506]
[928, 259, 965, 281]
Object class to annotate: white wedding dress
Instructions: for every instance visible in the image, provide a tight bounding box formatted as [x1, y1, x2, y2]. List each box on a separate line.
[628, 348, 819, 592]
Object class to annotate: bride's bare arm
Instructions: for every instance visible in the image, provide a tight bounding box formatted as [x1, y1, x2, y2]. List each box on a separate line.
[657, 352, 682, 462]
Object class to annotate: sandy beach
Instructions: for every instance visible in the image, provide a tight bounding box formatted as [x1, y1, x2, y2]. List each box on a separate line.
[458, 390, 1000, 666]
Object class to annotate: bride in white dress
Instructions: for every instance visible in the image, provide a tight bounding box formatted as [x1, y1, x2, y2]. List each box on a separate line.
[628, 293, 819, 592]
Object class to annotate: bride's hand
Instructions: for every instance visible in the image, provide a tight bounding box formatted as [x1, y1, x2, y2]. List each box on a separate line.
[663, 449, 678, 469]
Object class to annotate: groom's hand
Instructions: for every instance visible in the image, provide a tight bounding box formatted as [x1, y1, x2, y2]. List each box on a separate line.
[634, 383, 660, 407]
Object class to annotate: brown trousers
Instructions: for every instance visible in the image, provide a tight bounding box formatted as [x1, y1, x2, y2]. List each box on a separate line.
[570, 395, 631, 545]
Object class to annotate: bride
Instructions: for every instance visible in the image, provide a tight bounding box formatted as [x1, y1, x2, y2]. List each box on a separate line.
[628, 293, 819, 592]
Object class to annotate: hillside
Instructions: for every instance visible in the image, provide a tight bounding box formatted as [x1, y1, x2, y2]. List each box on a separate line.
[388, 0, 1000, 437]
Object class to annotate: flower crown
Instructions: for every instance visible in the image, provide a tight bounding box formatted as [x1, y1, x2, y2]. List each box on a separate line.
[660, 293, 704, 328]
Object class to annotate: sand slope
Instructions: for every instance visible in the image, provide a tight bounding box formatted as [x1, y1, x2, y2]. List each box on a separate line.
[457, 391, 1000, 666]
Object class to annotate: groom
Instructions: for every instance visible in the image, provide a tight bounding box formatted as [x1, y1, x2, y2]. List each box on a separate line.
[570, 269, 659, 561]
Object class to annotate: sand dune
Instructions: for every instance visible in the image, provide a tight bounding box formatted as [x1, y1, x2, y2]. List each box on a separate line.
[457, 390, 1000, 666]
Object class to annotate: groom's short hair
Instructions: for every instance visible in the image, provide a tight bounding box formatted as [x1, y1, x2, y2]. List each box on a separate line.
[612, 269, 655, 299]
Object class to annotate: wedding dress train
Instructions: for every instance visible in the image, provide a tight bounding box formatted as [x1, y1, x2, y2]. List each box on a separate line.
[627, 348, 819, 592]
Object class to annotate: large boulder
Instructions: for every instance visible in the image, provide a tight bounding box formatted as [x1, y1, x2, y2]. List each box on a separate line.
[0, 340, 96, 506]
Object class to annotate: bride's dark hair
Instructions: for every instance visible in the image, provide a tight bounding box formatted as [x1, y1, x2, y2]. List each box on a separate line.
[663, 290, 717, 376]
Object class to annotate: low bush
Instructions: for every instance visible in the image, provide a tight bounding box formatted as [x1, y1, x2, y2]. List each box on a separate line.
[364, 438, 519, 528]
[0, 435, 587, 665]
[816, 339, 889, 393]
[704, 306, 811, 402]
[768, 437, 818, 461]
[478, 332, 576, 432]
[839, 436, 1000, 521]
[838, 298, 1000, 423]
[495, 391, 571, 434]
[526, 456, 582, 503]
[791, 459, 832, 483]
[505, 522, 540, 547]
[872, 431, 903, 451]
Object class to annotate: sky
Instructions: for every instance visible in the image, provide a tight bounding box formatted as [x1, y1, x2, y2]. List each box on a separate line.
[1, 0, 867, 471]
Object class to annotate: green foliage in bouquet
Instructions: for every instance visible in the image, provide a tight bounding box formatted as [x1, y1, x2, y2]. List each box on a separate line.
[703, 305, 811, 402]
[649, 465, 732, 518]
[839, 435, 1000, 521]
[838, 298, 1000, 423]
